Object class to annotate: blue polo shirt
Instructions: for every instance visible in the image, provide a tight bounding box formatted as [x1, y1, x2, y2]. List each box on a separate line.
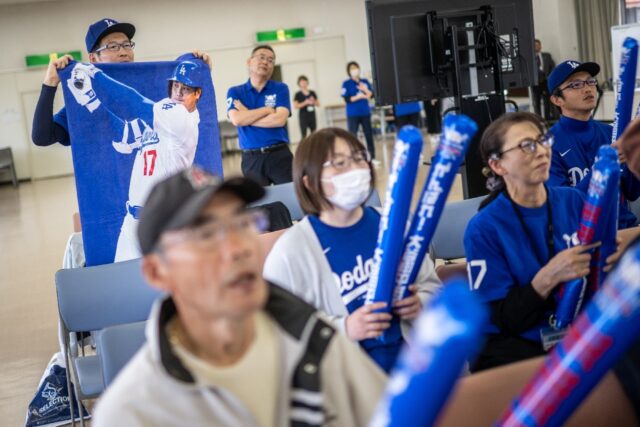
[341, 78, 373, 117]
[226, 79, 291, 150]
[394, 102, 422, 117]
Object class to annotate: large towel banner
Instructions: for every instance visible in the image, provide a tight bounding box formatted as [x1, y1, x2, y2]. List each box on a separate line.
[59, 58, 222, 266]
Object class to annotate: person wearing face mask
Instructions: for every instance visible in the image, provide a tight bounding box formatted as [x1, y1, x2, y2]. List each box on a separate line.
[341, 61, 378, 163]
[263, 127, 442, 372]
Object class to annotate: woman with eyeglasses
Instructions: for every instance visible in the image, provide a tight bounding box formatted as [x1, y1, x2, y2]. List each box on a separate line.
[463, 112, 599, 372]
[263, 127, 441, 373]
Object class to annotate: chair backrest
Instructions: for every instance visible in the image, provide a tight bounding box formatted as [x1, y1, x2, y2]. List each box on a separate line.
[55, 258, 163, 333]
[249, 201, 293, 231]
[252, 183, 384, 222]
[252, 182, 304, 221]
[0, 147, 14, 168]
[429, 196, 485, 261]
[97, 321, 147, 387]
[630, 198, 640, 223]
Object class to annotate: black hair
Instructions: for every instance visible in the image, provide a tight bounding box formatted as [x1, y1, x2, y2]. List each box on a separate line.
[478, 112, 547, 209]
[550, 88, 564, 116]
[346, 61, 359, 76]
[294, 128, 376, 215]
[166, 81, 201, 101]
[251, 45, 275, 56]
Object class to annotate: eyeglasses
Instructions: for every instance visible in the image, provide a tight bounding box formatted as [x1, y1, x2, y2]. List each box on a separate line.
[157, 210, 269, 252]
[95, 41, 136, 53]
[491, 133, 554, 159]
[171, 82, 197, 96]
[322, 151, 371, 170]
[252, 54, 275, 65]
[558, 78, 598, 91]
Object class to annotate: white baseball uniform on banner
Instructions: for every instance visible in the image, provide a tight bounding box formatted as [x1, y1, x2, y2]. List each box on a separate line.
[115, 99, 200, 261]
[67, 63, 200, 261]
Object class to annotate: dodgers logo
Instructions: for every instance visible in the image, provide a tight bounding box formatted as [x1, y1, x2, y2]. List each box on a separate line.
[440, 126, 466, 159]
[568, 166, 589, 187]
[562, 232, 580, 248]
[179, 65, 186, 76]
[400, 306, 467, 371]
[415, 307, 466, 347]
[140, 128, 159, 147]
[104, 19, 115, 27]
[567, 61, 580, 69]
[265, 94, 277, 108]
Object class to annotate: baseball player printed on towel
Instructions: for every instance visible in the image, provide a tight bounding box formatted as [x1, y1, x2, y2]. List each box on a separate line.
[65, 59, 211, 262]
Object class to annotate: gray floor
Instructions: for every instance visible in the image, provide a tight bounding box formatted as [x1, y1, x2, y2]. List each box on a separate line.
[0, 135, 461, 425]
[0, 176, 79, 426]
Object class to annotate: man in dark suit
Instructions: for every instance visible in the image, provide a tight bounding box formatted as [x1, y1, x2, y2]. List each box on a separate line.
[532, 39, 556, 120]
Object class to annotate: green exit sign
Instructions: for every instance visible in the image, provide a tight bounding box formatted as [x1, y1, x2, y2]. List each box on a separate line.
[256, 28, 305, 43]
[26, 51, 82, 68]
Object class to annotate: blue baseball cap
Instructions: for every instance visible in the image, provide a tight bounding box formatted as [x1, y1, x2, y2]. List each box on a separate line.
[137, 167, 264, 254]
[85, 18, 135, 53]
[167, 61, 210, 89]
[547, 60, 600, 93]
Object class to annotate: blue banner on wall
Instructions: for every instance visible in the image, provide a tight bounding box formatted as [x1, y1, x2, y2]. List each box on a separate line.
[59, 58, 222, 266]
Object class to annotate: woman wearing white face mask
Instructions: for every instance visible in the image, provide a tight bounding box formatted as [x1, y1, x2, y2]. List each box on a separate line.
[341, 61, 377, 162]
[264, 128, 442, 373]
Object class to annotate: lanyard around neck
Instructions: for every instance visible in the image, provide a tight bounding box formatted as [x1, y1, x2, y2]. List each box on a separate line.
[505, 186, 555, 266]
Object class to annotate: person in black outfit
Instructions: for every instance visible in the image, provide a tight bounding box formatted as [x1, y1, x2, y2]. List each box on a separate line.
[531, 39, 556, 120]
[293, 75, 319, 139]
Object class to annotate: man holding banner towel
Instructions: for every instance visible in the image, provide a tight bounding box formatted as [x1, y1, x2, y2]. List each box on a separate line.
[32, 17, 212, 148]
[226, 45, 293, 185]
[547, 60, 640, 229]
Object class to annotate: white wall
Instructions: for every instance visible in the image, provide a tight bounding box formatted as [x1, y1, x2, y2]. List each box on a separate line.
[0, 0, 579, 179]
[0, 0, 372, 179]
[532, 0, 580, 63]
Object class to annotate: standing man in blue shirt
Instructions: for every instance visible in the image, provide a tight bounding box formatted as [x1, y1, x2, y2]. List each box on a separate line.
[547, 60, 640, 229]
[227, 45, 292, 185]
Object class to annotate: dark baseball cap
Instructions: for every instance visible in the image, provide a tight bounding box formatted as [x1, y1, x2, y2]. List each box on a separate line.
[547, 60, 600, 93]
[137, 166, 265, 255]
[85, 18, 136, 52]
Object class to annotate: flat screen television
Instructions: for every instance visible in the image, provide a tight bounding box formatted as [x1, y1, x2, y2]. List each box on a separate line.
[366, 0, 536, 105]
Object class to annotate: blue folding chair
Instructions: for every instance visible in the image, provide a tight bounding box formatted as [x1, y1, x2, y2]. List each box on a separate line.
[429, 196, 485, 263]
[55, 258, 163, 426]
[96, 321, 147, 388]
